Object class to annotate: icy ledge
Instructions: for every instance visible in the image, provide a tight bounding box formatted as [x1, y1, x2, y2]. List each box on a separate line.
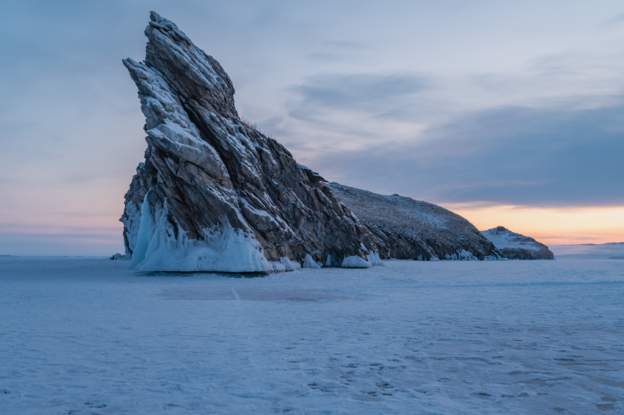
[130, 198, 300, 273]
[131, 197, 379, 273]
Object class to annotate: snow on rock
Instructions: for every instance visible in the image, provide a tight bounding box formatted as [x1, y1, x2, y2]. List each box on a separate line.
[481, 226, 554, 260]
[121, 12, 374, 272]
[329, 183, 499, 261]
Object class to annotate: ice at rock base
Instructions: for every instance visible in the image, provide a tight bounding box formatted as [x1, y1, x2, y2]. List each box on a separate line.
[131, 197, 299, 273]
[130, 196, 379, 273]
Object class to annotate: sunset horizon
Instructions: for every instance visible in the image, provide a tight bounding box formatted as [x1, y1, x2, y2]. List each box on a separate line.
[2, 2, 623, 256]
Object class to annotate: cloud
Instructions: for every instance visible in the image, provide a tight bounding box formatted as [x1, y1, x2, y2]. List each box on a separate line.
[311, 97, 624, 207]
[280, 48, 624, 208]
[306, 40, 371, 62]
[603, 12, 624, 28]
[289, 73, 430, 113]
[262, 72, 433, 157]
[322, 40, 367, 49]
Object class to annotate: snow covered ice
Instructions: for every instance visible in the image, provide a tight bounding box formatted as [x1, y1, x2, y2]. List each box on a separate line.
[1, 257, 623, 414]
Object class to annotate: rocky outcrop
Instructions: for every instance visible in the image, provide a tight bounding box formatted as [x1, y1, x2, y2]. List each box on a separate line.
[481, 226, 554, 260]
[329, 183, 499, 260]
[121, 12, 376, 272]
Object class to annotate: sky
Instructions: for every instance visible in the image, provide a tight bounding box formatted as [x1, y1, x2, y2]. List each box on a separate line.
[1, 0, 623, 255]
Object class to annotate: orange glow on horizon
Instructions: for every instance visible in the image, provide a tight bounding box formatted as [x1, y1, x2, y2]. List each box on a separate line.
[447, 203, 624, 245]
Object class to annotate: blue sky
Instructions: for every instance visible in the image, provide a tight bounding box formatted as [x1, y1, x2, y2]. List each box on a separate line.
[1, 0, 624, 254]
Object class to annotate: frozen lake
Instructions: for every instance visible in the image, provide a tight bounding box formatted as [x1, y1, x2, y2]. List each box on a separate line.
[1, 257, 623, 414]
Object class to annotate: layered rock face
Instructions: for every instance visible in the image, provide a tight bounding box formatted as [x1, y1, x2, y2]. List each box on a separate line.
[481, 226, 554, 260]
[329, 183, 499, 260]
[121, 12, 375, 272]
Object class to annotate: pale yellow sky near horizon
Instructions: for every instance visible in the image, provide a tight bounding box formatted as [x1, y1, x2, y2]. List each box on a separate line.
[1, 177, 622, 252]
[450, 203, 624, 245]
[2, 190, 622, 255]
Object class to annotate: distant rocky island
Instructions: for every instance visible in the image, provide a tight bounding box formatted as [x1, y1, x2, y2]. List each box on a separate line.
[481, 226, 554, 260]
[120, 12, 553, 272]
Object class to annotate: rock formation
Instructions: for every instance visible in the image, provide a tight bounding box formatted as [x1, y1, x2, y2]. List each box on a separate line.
[120, 12, 552, 272]
[120, 12, 376, 272]
[481, 226, 554, 260]
[330, 183, 499, 260]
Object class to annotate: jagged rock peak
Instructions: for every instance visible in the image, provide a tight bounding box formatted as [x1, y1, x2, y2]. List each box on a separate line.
[138, 11, 237, 119]
[120, 12, 376, 272]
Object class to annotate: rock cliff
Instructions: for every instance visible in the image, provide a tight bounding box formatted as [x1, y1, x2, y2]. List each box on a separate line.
[121, 12, 550, 272]
[329, 183, 499, 260]
[121, 12, 375, 272]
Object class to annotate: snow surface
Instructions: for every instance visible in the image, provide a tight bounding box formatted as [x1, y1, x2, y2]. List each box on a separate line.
[1, 257, 624, 414]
